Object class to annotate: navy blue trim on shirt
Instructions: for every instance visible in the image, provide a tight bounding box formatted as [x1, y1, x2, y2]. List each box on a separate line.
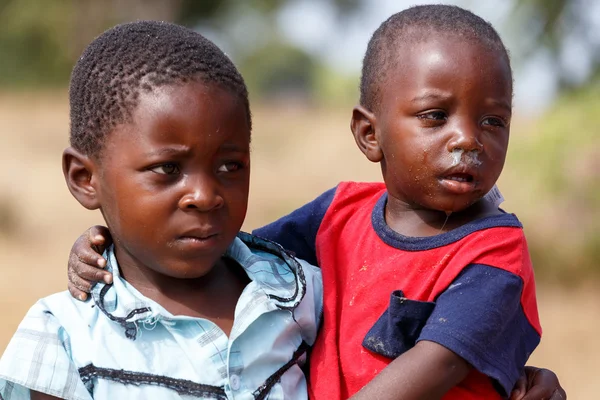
[371, 192, 522, 251]
[362, 290, 435, 358]
[417, 264, 540, 397]
[252, 186, 337, 266]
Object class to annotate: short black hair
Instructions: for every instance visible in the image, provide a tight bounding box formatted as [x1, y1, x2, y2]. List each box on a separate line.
[69, 20, 250, 156]
[360, 5, 511, 111]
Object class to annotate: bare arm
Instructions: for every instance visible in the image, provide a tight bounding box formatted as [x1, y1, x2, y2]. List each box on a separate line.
[350, 340, 471, 400]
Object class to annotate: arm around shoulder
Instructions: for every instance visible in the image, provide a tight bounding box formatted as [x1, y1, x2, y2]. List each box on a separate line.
[252, 186, 338, 265]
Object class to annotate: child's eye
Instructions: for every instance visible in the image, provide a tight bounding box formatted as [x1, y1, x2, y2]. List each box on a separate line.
[417, 111, 447, 121]
[217, 162, 242, 173]
[481, 117, 507, 128]
[150, 163, 180, 175]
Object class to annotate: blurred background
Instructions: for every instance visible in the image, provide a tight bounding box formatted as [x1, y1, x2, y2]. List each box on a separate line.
[0, 0, 598, 397]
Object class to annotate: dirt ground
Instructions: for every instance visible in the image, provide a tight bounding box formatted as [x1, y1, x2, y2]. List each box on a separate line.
[0, 92, 597, 397]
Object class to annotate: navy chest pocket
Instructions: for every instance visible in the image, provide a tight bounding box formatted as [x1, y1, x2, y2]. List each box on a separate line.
[362, 290, 435, 359]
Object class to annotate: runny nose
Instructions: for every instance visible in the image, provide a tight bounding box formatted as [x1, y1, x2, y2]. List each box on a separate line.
[447, 122, 484, 153]
[178, 175, 224, 212]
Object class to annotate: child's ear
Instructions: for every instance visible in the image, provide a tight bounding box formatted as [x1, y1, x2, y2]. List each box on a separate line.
[351, 105, 383, 163]
[62, 147, 101, 210]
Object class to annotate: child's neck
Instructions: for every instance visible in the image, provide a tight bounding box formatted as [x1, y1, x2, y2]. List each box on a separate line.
[114, 253, 249, 336]
[385, 197, 501, 238]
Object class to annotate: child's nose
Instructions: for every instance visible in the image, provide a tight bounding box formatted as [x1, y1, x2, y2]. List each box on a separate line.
[446, 121, 484, 153]
[178, 174, 224, 211]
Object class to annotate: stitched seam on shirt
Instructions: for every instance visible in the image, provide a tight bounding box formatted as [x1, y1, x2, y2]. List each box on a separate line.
[78, 364, 227, 399]
[238, 234, 306, 311]
[252, 340, 309, 400]
[95, 284, 151, 340]
[241, 236, 307, 308]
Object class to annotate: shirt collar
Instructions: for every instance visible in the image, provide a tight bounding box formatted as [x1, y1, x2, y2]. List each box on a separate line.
[91, 232, 307, 340]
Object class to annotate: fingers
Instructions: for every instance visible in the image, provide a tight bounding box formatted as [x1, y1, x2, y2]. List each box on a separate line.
[67, 225, 114, 302]
[552, 388, 567, 400]
[69, 226, 109, 271]
[520, 386, 551, 400]
[68, 282, 87, 301]
[68, 267, 93, 301]
[68, 284, 89, 302]
[68, 250, 113, 303]
[67, 256, 113, 300]
[72, 241, 107, 269]
[88, 226, 112, 256]
[519, 367, 566, 400]
[70, 251, 112, 282]
[521, 388, 567, 400]
[510, 375, 528, 400]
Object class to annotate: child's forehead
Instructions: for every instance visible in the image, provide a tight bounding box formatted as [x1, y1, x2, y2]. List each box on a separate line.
[373, 34, 513, 113]
[98, 81, 250, 157]
[133, 81, 249, 127]
[384, 33, 510, 83]
[394, 30, 499, 61]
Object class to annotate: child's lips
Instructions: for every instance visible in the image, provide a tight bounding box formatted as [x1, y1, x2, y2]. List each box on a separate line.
[175, 228, 221, 250]
[439, 166, 478, 194]
[440, 177, 476, 194]
[445, 173, 473, 183]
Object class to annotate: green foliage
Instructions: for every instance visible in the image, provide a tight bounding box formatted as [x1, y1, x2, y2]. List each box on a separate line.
[240, 42, 321, 100]
[177, 0, 285, 25]
[0, 0, 74, 86]
[511, 0, 599, 89]
[312, 65, 359, 107]
[507, 81, 600, 283]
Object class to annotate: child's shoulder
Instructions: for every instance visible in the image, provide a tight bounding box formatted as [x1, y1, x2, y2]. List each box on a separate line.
[321, 181, 387, 215]
[457, 211, 526, 248]
[447, 211, 532, 277]
[22, 290, 96, 328]
[233, 233, 323, 337]
[0, 292, 94, 400]
[334, 181, 386, 199]
[4, 290, 99, 353]
[235, 232, 322, 300]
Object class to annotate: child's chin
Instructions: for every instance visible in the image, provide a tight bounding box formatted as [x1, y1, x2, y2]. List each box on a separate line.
[164, 264, 218, 280]
[429, 197, 479, 215]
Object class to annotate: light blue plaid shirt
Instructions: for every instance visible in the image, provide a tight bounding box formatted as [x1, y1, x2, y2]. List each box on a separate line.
[0, 233, 322, 399]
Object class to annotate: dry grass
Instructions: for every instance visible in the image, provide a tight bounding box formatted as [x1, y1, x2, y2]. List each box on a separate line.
[0, 92, 597, 398]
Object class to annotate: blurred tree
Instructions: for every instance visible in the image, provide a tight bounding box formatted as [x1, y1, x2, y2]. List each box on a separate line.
[0, 0, 73, 86]
[507, 80, 600, 282]
[3, 0, 597, 95]
[0, 0, 181, 87]
[241, 42, 316, 100]
[0, 0, 362, 94]
[512, 0, 600, 89]
[175, 0, 361, 100]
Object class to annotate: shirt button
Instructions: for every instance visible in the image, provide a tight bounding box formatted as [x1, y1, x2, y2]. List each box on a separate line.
[230, 374, 241, 391]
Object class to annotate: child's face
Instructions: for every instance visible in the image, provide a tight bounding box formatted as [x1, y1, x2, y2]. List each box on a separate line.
[367, 36, 512, 213]
[94, 81, 250, 278]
